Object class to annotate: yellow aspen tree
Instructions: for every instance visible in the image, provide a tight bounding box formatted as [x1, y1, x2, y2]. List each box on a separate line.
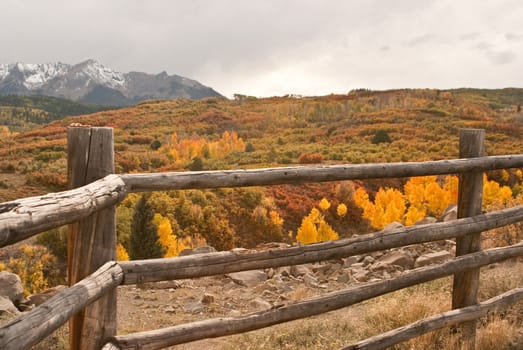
[318, 198, 331, 211]
[317, 220, 339, 242]
[116, 243, 130, 261]
[152, 213, 183, 257]
[373, 188, 406, 229]
[296, 208, 339, 244]
[443, 175, 459, 204]
[404, 176, 449, 217]
[269, 210, 284, 226]
[353, 187, 376, 224]
[404, 206, 426, 226]
[337, 203, 348, 217]
[483, 175, 513, 209]
[296, 215, 317, 244]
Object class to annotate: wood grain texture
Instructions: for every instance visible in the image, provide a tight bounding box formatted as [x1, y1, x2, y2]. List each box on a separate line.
[0, 174, 126, 248]
[452, 129, 485, 348]
[119, 205, 523, 284]
[0, 262, 122, 350]
[122, 154, 523, 192]
[67, 127, 118, 350]
[108, 244, 523, 350]
[1, 154, 523, 247]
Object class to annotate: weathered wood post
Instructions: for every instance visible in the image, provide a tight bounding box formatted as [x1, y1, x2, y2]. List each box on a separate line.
[452, 128, 484, 349]
[67, 127, 117, 350]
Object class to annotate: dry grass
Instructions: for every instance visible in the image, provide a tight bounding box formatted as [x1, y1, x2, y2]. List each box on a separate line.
[222, 262, 523, 350]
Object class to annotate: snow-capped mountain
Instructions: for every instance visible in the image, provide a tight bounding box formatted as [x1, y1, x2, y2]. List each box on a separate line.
[0, 59, 222, 106]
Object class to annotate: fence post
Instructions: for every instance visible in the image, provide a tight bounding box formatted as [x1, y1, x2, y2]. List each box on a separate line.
[67, 127, 117, 350]
[452, 128, 484, 349]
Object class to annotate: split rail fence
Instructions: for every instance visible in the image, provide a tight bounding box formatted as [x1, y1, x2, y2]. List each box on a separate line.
[0, 127, 523, 349]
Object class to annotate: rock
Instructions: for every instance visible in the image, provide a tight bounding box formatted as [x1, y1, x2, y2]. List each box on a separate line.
[201, 293, 215, 304]
[382, 222, 405, 233]
[178, 245, 217, 257]
[249, 297, 272, 310]
[312, 264, 332, 275]
[415, 250, 453, 268]
[290, 264, 312, 277]
[0, 271, 24, 305]
[415, 216, 438, 225]
[351, 268, 370, 282]
[362, 256, 375, 266]
[0, 296, 20, 325]
[376, 250, 414, 270]
[227, 270, 267, 287]
[184, 301, 204, 314]
[164, 306, 176, 314]
[229, 309, 242, 317]
[441, 205, 458, 222]
[27, 285, 67, 307]
[337, 271, 351, 284]
[153, 280, 182, 289]
[343, 256, 360, 267]
[350, 262, 366, 268]
[303, 273, 319, 287]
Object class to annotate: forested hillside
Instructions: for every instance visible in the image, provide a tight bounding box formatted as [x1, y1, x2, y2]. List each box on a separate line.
[0, 88, 522, 280]
[0, 95, 117, 132]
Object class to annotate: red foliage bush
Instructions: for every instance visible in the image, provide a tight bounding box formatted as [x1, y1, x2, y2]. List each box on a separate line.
[298, 152, 324, 164]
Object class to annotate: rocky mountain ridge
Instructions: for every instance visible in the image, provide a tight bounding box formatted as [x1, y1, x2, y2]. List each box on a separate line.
[0, 59, 222, 106]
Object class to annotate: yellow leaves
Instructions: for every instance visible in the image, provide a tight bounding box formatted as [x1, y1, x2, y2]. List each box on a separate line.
[483, 174, 512, 209]
[162, 130, 245, 168]
[354, 174, 517, 230]
[116, 243, 130, 261]
[404, 206, 426, 226]
[269, 210, 284, 226]
[152, 213, 186, 257]
[7, 244, 57, 295]
[404, 176, 450, 217]
[355, 187, 405, 230]
[319, 198, 331, 211]
[354, 176, 452, 229]
[296, 214, 318, 245]
[337, 203, 348, 217]
[296, 207, 339, 244]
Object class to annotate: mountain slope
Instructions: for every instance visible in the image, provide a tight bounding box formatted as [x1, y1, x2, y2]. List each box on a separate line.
[0, 95, 117, 131]
[0, 59, 222, 106]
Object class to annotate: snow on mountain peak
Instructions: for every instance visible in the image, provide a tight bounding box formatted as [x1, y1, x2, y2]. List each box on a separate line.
[0, 60, 125, 90]
[8, 62, 70, 89]
[77, 59, 125, 88]
[0, 59, 222, 105]
[0, 64, 8, 80]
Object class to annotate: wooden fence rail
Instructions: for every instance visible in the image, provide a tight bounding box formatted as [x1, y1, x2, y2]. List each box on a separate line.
[105, 244, 523, 350]
[0, 127, 522, 350]
[119, 205, 523, 284]
[0, 262, 123, 350]
[2, 154, 523, 249]
[344, 287, 523, 350]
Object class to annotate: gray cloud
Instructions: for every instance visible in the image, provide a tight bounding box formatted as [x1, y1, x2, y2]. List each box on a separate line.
[486, 50, 518, 65]
[505, 32, 523, 41]
[405, 34, 437, 47]
[1, 0, 523, 97]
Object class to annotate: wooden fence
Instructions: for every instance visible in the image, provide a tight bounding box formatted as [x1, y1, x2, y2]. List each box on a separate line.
[0, 127, 523, 350]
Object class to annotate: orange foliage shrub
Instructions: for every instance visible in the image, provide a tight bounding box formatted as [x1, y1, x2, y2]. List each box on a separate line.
[298, 152, 324, 164]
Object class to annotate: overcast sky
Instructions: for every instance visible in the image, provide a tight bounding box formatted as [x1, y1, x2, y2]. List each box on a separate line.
[2, 0, 523, 97]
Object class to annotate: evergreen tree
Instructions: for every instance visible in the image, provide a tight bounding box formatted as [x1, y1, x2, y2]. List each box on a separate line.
[130, 194, 163, 259]
[372, 129, 392, 144]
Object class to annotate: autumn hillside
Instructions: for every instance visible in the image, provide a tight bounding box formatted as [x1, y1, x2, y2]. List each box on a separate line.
[0, 88, 523, 257]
